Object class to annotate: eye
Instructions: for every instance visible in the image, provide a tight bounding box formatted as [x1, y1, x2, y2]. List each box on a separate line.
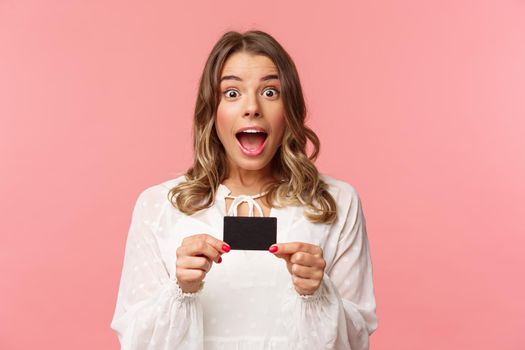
[223, 89, 240, 99]
[263, 87, 280, 98]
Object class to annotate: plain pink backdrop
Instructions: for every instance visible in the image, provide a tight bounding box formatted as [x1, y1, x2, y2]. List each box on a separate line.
[1, 0, 524, 349]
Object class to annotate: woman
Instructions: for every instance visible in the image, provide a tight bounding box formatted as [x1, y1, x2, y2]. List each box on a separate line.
[110, 30, 378, 349]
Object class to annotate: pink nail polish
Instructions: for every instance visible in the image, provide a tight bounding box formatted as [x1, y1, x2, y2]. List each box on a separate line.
[222, 244, 231, 253]
[217, 256, 222, 263]
[269, 245, 278, 253]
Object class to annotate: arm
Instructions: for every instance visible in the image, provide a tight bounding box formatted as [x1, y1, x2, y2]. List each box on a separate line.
[279, 187, 378, 349]
[110, 186, 203, 350]
[327, 188, 378, 349]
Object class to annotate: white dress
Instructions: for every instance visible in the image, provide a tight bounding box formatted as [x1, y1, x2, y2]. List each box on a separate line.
[110, 174, 378, 350]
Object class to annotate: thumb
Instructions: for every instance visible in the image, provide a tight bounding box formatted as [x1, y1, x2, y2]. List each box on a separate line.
[273, 252, 291, 263]
[272, 252, 292, 274]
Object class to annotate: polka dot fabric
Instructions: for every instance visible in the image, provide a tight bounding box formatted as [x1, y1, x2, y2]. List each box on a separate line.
[110, 174, 378, 349]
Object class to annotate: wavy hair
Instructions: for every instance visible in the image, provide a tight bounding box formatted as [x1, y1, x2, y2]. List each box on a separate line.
[168, 30, 337, 224]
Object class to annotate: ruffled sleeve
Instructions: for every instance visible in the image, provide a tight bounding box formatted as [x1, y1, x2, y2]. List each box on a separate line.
[281, 185, 378, 350]
[110, 186, 204, 350]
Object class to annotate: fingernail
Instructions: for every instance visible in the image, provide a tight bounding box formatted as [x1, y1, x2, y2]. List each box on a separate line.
[269, 245, 278, 253]
[222, 244, 231, 253]
[217, 256, 222, 263]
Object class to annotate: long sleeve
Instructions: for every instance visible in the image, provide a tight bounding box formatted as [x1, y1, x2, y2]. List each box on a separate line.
[281, 185, 378, 350]
[110, 186, 204, 350]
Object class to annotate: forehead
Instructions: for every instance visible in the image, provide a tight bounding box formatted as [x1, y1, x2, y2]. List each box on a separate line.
[220, 52, 278, 79]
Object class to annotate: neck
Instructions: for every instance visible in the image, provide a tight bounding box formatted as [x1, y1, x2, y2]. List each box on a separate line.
[222, 163, 276, 196]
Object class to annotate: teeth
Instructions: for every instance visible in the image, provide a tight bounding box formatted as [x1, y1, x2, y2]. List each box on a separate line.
[241, 129, 265, 133]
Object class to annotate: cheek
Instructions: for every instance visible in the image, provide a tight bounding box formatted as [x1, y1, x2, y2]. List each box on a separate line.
[215, 105, 232, 143]
[273, 114, 286, 140]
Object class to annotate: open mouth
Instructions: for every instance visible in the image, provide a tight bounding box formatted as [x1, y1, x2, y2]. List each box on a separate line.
[235, 130, 268, 152]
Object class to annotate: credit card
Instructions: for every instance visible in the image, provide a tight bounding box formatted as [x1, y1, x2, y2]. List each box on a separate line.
[223, 216, 277, 250]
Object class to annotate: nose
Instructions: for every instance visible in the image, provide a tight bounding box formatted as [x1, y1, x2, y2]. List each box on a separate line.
[243, 92, 261, 118]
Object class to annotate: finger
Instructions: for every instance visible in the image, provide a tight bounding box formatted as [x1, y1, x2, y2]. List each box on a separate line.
[269, 242, 323, 256]
[291, 263, 323, 280]
[290, 252, 326, 269]
[204, 235, 231, 254]
[176, 256, 212, 272]
[183, 233, 231, 254]
[180, 241, 221, 262]
[196, 254, 223, 264]
[292, 275, 321, 295]
[175, 268, 206, 284]
[273, 252, 292, 263]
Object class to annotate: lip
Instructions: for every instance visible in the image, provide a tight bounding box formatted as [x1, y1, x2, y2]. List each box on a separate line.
[235, 125, 268, 133]
[235, 131, 268, 157]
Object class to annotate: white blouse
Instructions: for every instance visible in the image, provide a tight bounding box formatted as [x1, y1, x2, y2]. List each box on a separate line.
[110, 174, 378, 350]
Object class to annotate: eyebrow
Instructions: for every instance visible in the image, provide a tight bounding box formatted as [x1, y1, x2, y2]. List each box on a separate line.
[219, 74, 280, 83]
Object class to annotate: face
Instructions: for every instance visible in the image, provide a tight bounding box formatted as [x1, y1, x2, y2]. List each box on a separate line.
[215, 51, 285, 175]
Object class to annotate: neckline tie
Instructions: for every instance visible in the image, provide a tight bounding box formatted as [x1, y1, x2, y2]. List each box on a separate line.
[225, 191, 268, 217]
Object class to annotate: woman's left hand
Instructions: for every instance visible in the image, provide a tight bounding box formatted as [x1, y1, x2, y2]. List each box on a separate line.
[269, 242, 326, 295]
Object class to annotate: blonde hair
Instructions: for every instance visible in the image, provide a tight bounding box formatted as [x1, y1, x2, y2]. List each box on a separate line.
[168, 30, 337, 224]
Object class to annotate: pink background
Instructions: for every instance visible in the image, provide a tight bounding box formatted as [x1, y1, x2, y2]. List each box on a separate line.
[1, 0, 524, 349]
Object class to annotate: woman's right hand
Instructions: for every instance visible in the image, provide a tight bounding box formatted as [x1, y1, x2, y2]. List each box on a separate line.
[175, 234, 231, 293]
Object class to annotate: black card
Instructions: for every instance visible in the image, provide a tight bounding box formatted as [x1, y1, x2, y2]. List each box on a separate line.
[223, 216, 277, 250]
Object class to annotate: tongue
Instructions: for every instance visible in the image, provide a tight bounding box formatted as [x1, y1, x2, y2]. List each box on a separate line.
[237, 133, 266, 151]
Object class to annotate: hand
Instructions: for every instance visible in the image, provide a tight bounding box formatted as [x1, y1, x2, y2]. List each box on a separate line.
[175, 234, 231, 293]
[269, 242, 326, 295]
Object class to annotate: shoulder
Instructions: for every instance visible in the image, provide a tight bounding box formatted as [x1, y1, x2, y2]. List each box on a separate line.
[319, 174, 366, 233]
[319, 173, 361, 202]
[133, 174, 188, 208]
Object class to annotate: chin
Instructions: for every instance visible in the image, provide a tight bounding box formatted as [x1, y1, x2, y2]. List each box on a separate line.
[235, 160, 270, 171]
[227, 153, 272, 171]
